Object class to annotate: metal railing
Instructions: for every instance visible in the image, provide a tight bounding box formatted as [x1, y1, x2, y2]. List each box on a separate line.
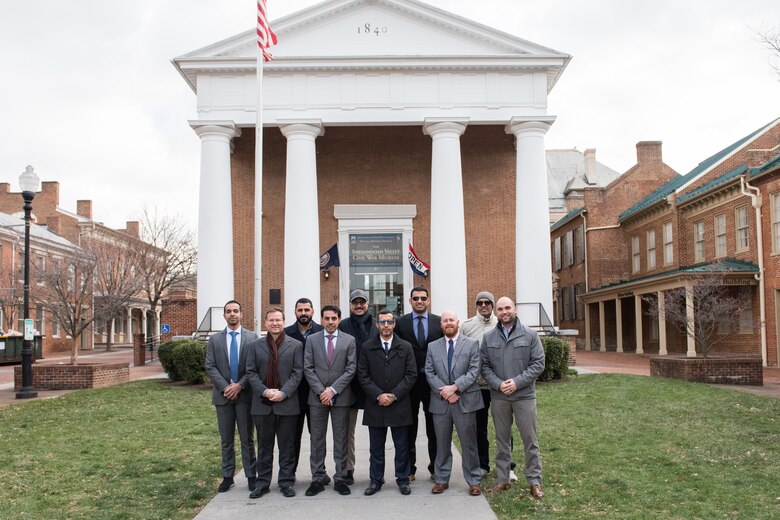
[516, 302, 557, 336]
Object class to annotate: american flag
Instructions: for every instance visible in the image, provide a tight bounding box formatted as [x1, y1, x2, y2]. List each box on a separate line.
[257, 0, 278, 62]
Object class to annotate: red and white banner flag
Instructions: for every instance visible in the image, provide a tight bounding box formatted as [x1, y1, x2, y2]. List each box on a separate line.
[408, 244, 430, 278]
[257, 0, 278, 62]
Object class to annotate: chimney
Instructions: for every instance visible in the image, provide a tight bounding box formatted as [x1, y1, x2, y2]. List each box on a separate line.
[124, 221, 140, 239]
[76, 200, 93, 219]
[46, 216, 61, 235]
[583, 148, 598, 184]
[42, 181, 60, 205]
[0, 183, 9, 194]
[636, 141, 663, 165]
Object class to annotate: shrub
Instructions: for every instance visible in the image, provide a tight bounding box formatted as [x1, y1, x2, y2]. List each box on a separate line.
[157, 341, 179, 381]
[539, 336, 570, 381]
[170, 340, 208, 384]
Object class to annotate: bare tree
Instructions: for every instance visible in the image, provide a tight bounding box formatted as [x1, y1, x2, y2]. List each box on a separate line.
[136, 207, 197, 339]
[0, 270, 22, 334]
[34, 251, 96, 365]
[643, 273, 746, 358]
[754, 26, 780, 79]
[88, 234, 145, 351]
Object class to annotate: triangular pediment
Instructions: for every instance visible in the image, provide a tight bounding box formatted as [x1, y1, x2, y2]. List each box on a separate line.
[175, 0, 568, 88]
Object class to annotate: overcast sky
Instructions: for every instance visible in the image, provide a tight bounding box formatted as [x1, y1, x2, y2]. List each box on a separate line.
[1, 0, 778, 231]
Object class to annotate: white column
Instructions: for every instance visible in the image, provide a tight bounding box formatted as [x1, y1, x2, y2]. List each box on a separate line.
[658, 291, 668, 356]
[598, 301, 606, 352]
[635, 294, 644, 354]
[155, 309, 162, 339]
[126, 308, 133, 338]
[615, 298, 624, 353]
[506, 118, 555, 324]
[685, 284, 697, 357]
[280, 121, 324, 321]
[424, 118, 469, 320]
[584, 303, 592, 351]
[192, 122, 241, 325]
[141, 310, 148, 339]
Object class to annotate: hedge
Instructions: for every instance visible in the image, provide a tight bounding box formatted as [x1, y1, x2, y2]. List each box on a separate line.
[159, 339, 207, 384]
[539, 335, 570, 381]
[157, 341, 179, 380]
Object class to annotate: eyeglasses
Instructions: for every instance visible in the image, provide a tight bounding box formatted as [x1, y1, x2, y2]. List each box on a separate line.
[411, 296, 428, 302]
[377, 319, 395, 325]
[476, 300, 492, 307]
[351, 299, 367, 305]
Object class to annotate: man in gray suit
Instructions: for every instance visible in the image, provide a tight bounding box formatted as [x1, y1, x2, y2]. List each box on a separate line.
[424, 310, 484, 496]
[481, 297, 546, 499]
[246, 308, 304, 499]
[204, 300, 259, 493]
[303, 305, 357, 497]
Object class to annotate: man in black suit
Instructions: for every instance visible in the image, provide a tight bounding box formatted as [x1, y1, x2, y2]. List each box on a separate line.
[338, 289, 378, 484]
[204, 300, 259, 493]
[395, 286, 443, 480]
[358, 309, 417, 496]
[284, 297, 325, 483]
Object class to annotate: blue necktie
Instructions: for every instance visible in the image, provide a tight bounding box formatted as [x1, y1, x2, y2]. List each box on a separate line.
[447, 339, 454, 385]
[229, 331, 239, 383]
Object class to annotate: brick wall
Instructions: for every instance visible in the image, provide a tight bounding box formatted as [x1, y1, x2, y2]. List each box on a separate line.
[14, 362, 130, 390]
[160, 294, 197, 341]
[650, 356, 763, 385]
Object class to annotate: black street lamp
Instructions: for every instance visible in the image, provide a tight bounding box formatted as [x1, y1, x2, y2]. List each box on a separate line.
[16, 165, 39, 399]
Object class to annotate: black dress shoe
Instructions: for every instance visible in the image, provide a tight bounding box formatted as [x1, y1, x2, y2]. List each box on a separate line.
[399, 484, 412, 495]
[249, 486, 270, 499]
[344, 470, 354, 486]
[334, 481, 351, 495]
[280, 486, 296, 497]
[364, 484, 381, 496]
[305, 481, 325, 496]
[248, 477, 257, 492]
[217, 478, 234, 493]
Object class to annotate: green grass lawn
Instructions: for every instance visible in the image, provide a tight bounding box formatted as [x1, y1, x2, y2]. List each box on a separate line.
[0, 375, 778, 519]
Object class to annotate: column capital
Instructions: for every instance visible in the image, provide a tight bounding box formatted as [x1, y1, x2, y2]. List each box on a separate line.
[423, 117, 469, 138]
[505, 116, 555, 137]
[278, 119, 324, 140]
[190, 120, 241, 140]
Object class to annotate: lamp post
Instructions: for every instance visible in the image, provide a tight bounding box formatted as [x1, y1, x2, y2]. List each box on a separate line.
[16, 165, 39, 399]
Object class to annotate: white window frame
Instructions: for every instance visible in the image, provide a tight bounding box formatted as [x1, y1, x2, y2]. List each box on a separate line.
[631, 236, 641, 273]
[694, 221, 705, 262]
[773, 193, 780, 254]
[714, 213, 727, 258]
[735, 206, 749, 252]
[663, 222, 673, 265]
[646, 229, 656, 270]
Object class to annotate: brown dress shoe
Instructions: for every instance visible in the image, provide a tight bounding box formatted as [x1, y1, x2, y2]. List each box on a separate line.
[431, 483, 448, 494]
[490, 483, 511, 493]
[468, 485, 482, 496]
[530, 484, 545, 498]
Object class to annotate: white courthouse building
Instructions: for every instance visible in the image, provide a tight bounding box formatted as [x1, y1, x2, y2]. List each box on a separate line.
[173, 0, 570, 329]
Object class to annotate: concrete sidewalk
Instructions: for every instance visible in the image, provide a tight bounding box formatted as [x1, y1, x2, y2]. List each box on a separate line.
[194, 409, 498, 520]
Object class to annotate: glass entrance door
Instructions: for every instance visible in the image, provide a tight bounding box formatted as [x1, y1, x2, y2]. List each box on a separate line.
[349, 233, 404, 317]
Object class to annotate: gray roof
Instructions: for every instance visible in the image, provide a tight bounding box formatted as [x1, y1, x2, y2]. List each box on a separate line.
[546, 149, 620, 213]
[0, 212, 78, 250]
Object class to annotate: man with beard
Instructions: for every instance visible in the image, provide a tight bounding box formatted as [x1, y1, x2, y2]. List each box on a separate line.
[284, 298, 325, 483]
[481, 297, 546, 499]
[247, 308, 303, 499]
[204, 300, 259, 493]
[338, 289, 378, 484]
[395, 286, 442, 481]
[358, 309, 417, 496]
[425, 311, 483, 496]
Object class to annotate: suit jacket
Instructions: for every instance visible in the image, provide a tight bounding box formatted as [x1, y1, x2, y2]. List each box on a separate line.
[425, 335, 484, 414]
[481, 319, 545, 401]
[205, 327, 259, 405]
[339, 314, 378, 408]
[358, 334, 417, 428]
[395, 312, 443, 373]
[246, 334, 303, 416]
[304, 330, 357, 407]
[285, 321, 325, 409]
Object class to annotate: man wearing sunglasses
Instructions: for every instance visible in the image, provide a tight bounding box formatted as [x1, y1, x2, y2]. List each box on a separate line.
[395, 286, 443, 481]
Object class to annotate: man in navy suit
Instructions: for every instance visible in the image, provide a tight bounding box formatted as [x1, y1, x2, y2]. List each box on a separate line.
[395, 286, 443, 480]
[204, 300, 259, 493]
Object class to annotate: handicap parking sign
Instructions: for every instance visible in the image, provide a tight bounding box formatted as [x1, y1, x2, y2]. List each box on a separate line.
[161, 324, 171, 334]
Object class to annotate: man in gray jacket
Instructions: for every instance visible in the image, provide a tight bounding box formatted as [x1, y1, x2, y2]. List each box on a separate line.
[481, 296, 545, 499]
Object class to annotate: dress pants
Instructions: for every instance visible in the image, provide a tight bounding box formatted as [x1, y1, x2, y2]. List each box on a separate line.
[309, 404, 350, 483]
[254, 411, 297, 489]
[491, 398, 542, 485]
[475, 388, 492, 471]
[368, 426, 411, 487]
[346, 407, 359, 471]
[216, 400, 256, 478]
[432, 403, 481, 486]
[408, 377, 436, 475]
[293, 380, 312, 476]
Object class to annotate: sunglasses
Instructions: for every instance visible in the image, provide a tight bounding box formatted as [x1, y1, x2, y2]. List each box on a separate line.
[411, 296, 428, 302]
[351, 299, 367, 305]
[476, 300, 492, 306]
[377, 319, 395, 325]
